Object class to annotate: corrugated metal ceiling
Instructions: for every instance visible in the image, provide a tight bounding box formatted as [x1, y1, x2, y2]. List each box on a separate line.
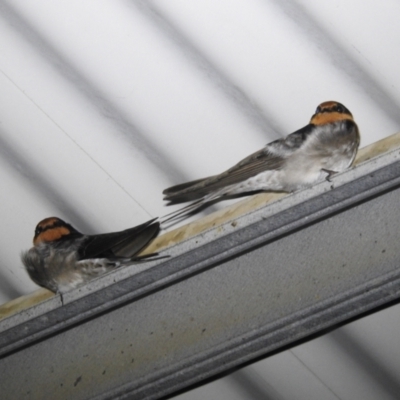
[1, 1, 399, 399]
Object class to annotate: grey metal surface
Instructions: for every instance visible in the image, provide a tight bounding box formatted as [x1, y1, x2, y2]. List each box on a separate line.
[1, 148, 400, 399]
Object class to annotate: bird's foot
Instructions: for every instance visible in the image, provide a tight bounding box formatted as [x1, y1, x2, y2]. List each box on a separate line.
[57, 290, 64, 306]
[321, 168, 338, 182]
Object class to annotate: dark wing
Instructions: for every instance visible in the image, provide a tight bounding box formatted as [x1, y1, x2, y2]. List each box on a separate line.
[79, 218, 160, 259]
[162, 177, 213, 197]
[163, 124, 313, 204]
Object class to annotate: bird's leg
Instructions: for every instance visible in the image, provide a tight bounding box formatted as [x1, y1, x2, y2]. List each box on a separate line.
[321, 168, 338, 182]
[57, 290, 64, 306]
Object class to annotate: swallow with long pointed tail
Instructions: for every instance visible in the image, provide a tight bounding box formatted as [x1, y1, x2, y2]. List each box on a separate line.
[162, 101, 360, 222]
[22, 217, 164, 293]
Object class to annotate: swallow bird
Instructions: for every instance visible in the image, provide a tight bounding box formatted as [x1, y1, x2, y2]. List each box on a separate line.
[22, 217, 163, 294]
[163, 101, 360, 222]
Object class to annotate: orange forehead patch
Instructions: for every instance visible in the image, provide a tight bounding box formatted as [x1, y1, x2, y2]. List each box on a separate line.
[33, 226, 71, 246]
[318, 101, 339, 110]
[37, 217, 61, 229]
[311, 112, 353, 126]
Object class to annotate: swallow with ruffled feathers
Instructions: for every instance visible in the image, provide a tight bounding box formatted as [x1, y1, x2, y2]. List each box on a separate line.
[22, 217, 163, 294]
[162, 101, 360, 222]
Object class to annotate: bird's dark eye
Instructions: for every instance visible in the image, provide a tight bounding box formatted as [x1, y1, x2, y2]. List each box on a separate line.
[315, 106, 322, 114]
[335, 104, 344, 113]
[34, 226, 42, 236]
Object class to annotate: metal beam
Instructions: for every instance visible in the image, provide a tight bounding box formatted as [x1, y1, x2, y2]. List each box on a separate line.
[1, 140, 400, 399]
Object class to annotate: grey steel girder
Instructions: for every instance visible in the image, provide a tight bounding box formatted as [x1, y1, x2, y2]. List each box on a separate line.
[1, 147, 400, 399]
